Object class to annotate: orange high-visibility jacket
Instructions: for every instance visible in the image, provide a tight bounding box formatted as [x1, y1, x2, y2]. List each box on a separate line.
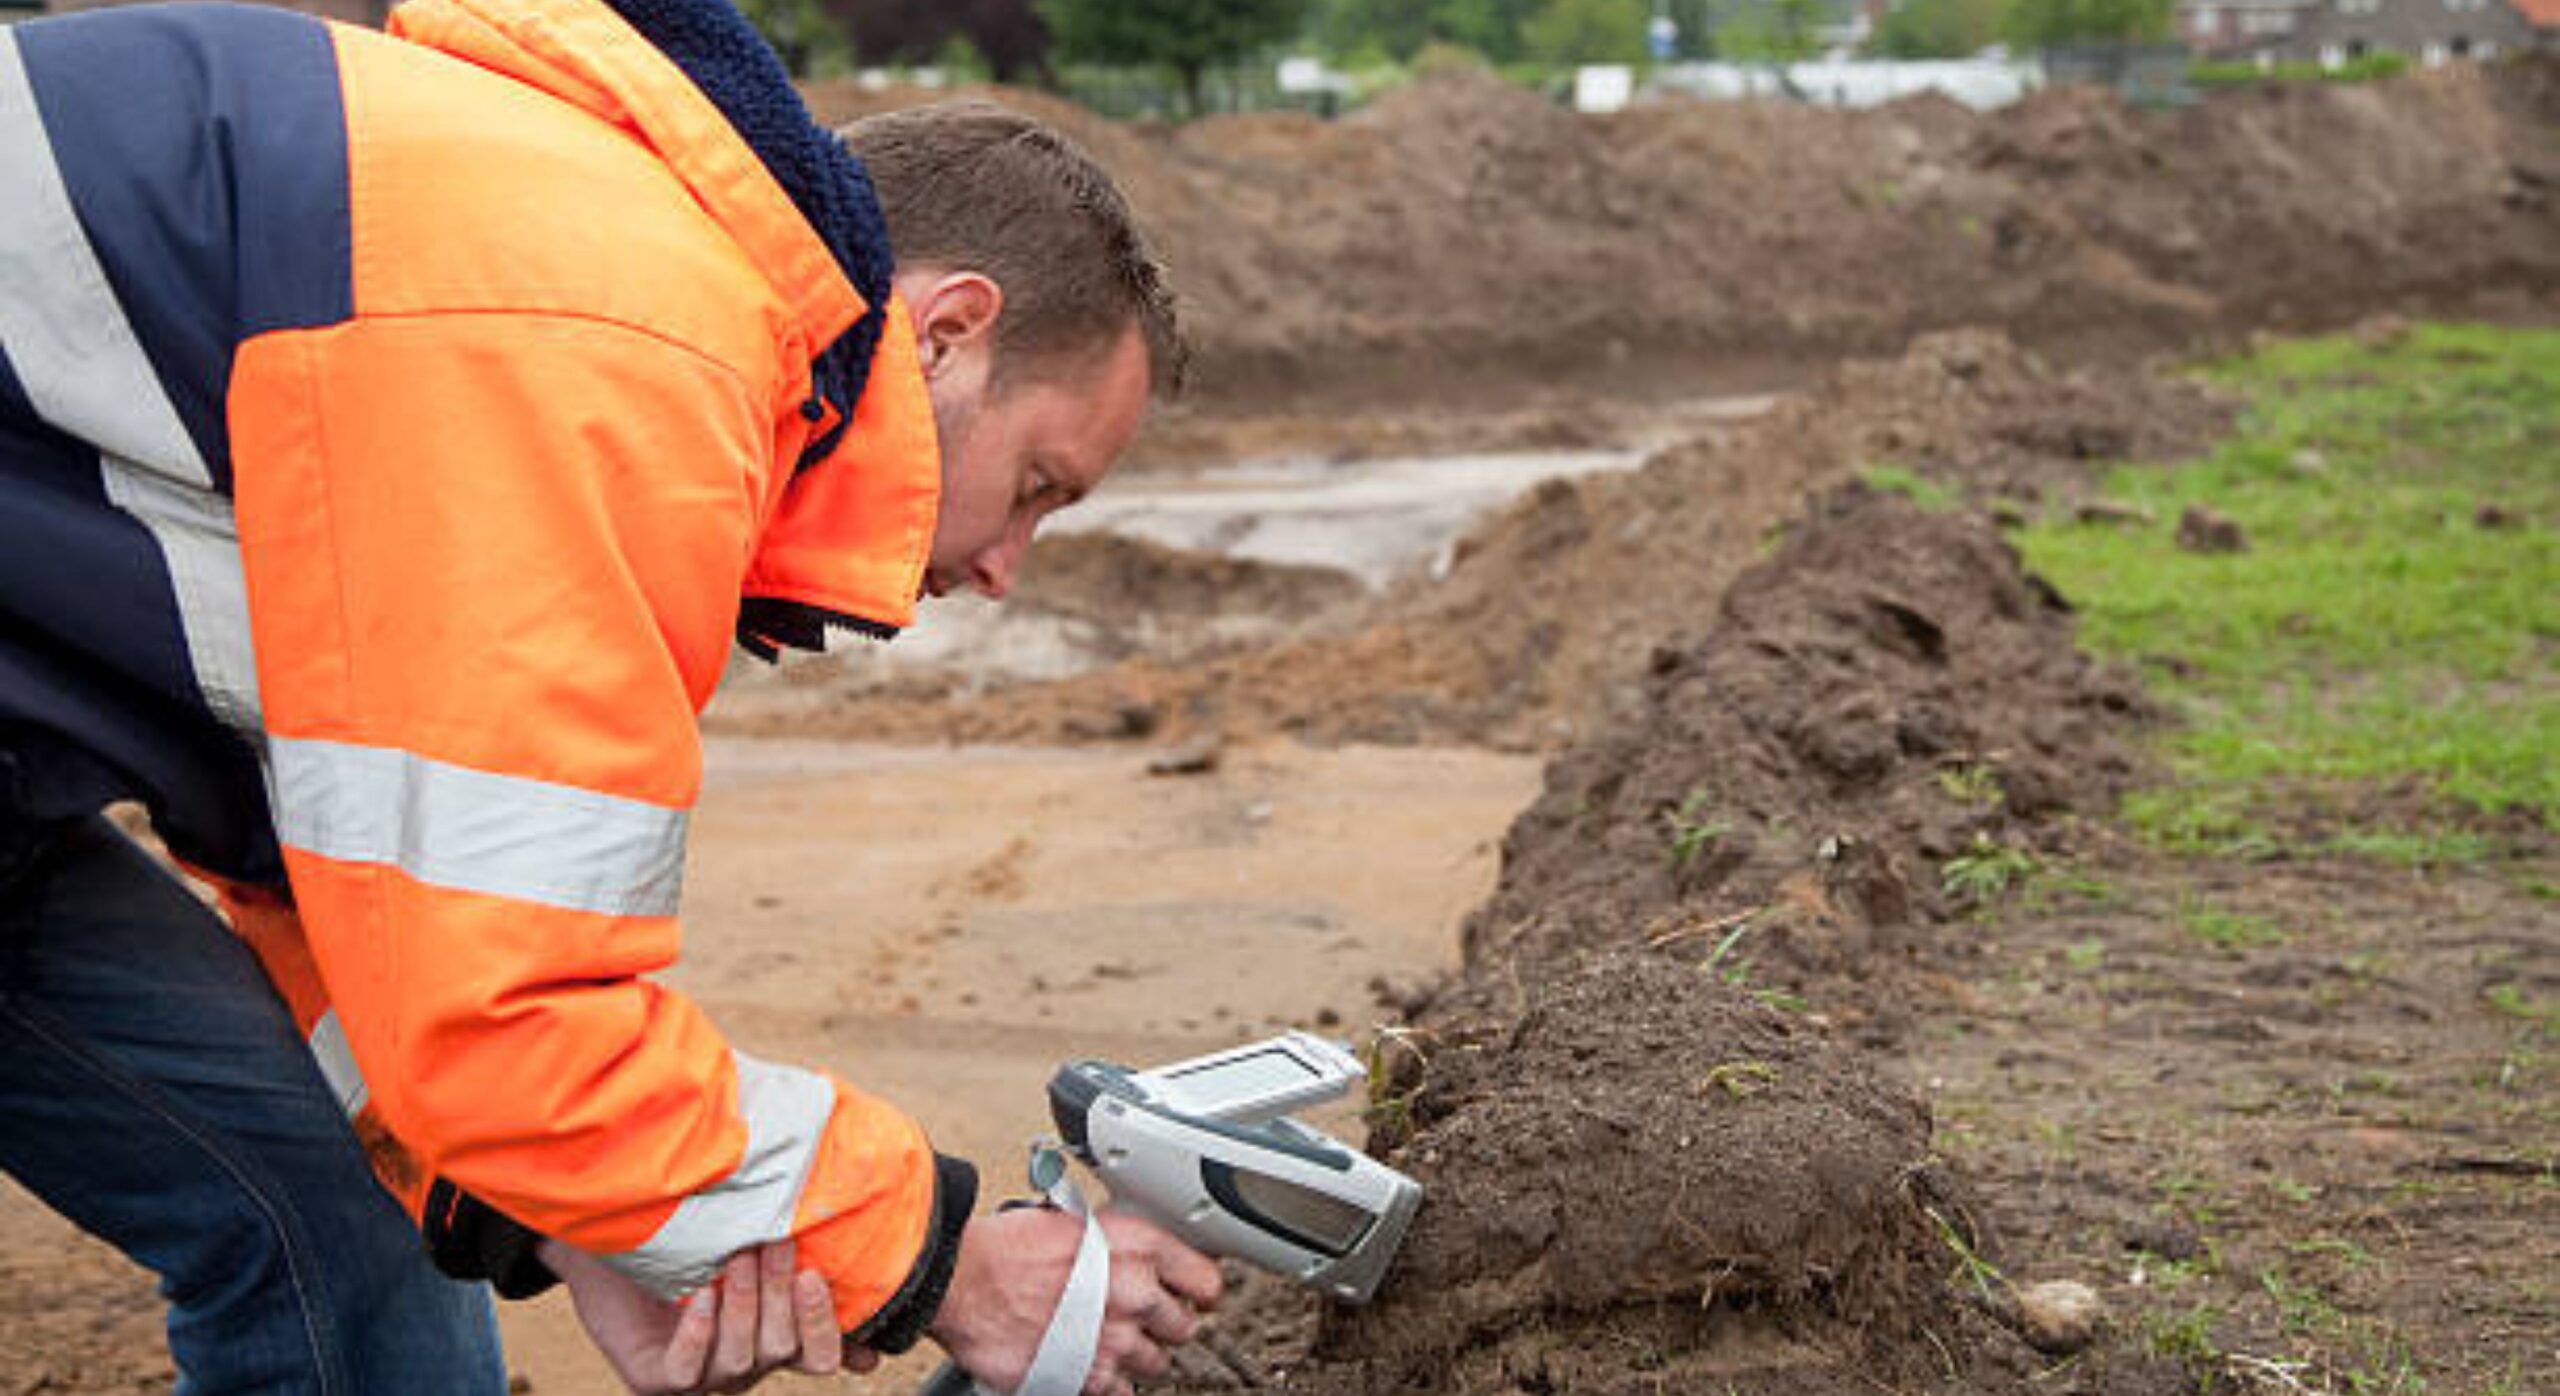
[0, 0, 963, 1335]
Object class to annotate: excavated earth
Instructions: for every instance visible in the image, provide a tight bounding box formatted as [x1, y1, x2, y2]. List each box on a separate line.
[807, 58, 2560, 433]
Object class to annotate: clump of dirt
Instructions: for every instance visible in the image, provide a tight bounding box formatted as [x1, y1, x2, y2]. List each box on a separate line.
[1190, 953, 2031, 1396]
[714, 330, 2218, 754]
[1463, 485, 2155, 1040]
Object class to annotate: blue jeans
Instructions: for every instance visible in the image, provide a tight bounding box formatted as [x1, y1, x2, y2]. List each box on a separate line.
[0, 815, 507, 1395]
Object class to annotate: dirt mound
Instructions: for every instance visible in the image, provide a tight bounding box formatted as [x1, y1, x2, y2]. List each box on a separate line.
[1463, 485, 2154, 1038]
[815, 61, 2559, 418]
[1166, 482, 2193, 1395]
[1230, 954, 2023, 1396]
[1015, 532, 1363, 628]
[713, 330, 2220, 752]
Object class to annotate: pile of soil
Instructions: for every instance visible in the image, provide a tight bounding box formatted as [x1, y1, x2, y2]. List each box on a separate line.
[811, 61, 2560, 419]
[1175, 956, 2031, 1395]
[711, 329, 2223, 752]
[1168, 480, 2188, 1394]
[1460, 485, 2157, 1040]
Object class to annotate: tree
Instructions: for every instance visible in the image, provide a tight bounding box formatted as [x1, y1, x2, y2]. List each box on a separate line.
[2000, 0, 2174, 48]
[1039, 0, 1313, 115]
[1520, 0, 1650, 65]
[1874, 0, 2004, 57]
[818, 0, 1057, 85]
[737, 0, 857, 78]
[1714, 0, 1826, 62]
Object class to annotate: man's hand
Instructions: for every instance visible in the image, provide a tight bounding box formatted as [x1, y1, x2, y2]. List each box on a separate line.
[928, 1209, 1223, 1396]
[540, 1238, 881, 1395]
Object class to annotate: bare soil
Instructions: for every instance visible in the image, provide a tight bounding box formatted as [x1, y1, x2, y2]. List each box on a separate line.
[811, 59, 2560, 435]
[709, 328, 2229, 755]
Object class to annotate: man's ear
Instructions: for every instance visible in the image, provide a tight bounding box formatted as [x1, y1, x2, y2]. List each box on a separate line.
[905, 271, 1003, 378]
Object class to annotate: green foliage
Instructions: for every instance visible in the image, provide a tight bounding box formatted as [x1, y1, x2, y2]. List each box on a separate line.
[2001, 0, 2173, 48]
[2017, 324, 2560, 859]
[2192, 53, 2410, 86]
[1937, 763, 2004, 807]
[1716, 0, 1827, 62]
[1861, 464, 1961, 512]
[1661, 790, 1732, 871]
[1521, 0, 1650, 64]
[1942, 834, 2038, 903]
[1040, 0, 1313, 113]
[2180, 901, 2286, 951]
[734, 0, 857, 78]
[1876, 0, 2005, 58]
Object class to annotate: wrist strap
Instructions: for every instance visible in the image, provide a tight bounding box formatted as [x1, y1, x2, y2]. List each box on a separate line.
[919, 1143, 1112, 1396]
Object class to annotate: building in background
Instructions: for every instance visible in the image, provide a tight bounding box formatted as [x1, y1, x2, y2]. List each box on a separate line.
[2176, 0, 2324, 55]
[2186, 0, 2554, 65]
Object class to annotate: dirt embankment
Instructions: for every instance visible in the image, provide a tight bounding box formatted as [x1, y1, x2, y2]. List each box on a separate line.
[712, 329, 2225, 752]
[1165, 488, 2194, 1396]
[812, 60, 2560, 423]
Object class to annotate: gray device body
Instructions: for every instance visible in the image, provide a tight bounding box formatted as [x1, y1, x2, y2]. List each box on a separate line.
[1046, 1032, 1422, 1305]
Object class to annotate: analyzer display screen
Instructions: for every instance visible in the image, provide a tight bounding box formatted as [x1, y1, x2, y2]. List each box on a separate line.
[1160, 1046, 1322, 1104]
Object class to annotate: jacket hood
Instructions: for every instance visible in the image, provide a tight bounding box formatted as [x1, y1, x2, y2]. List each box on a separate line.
[388, 0, 939, 642]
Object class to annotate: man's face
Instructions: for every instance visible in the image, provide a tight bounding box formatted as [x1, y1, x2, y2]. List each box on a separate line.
[900, 269, 1151, 601]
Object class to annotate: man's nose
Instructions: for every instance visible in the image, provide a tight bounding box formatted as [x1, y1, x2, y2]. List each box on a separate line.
[969, 533, 1027, 600]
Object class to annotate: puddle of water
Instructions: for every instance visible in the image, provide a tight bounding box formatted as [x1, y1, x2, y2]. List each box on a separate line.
[1050, 447, 1647, 590]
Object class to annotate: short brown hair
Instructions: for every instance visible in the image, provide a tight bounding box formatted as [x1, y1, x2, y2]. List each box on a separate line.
[840, 100, 1187, 397]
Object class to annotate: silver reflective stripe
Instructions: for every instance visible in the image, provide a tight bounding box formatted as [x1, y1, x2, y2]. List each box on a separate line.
[0, 30, 210, 488]
[610, 1052, 835, 1298]
[99, 455, 263, 737]
[268, 736, 688, 918]
[307, 1009, 371, 1118]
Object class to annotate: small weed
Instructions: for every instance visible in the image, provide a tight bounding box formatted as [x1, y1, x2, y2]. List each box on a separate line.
[1936, 763, 2004, 808]
[2132, 1250, 2208, 1292]
[2182, 900, 2288, 951]
[1942, 834, 2038, 903]
[1698, 1060, 1782, 1099]
[2064, 937, 2107, 972]
[2267, 1178, 2317, 1206]
[1751, 988, 1811, 1014]
[2141, 1301, 2226, 1370]
[1661, 789, 1731, 872]
[1924, 1206, 2005, 1306]
[2285, 1236, 2373, 1269]
[2261, 1266, 2344, 1336]
[1861, 463, 1960, 512]
[2483, 984, 2556, 1035]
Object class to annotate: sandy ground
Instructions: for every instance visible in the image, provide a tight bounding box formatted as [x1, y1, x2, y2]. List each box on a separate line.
[0, 738, 1539, 1395]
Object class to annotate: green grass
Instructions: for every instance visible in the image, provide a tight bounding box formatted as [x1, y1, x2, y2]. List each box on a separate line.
[2017, 324, 2558, 858]
[1860, 463, 1960, 512]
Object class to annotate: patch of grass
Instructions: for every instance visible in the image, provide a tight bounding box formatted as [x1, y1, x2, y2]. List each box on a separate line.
[2141, 1300, 2227, 1370]
[2017, 323, 2559, 858]
[2261, 1265, 2345, 1336]
[2064, 936, 2107, 972]
[2483, 984, 2556, 1037]
[2182, 900, 2288, 951]
[1860, 463, 1961, 513]
[1936, 762, 2004, 807]
[1660, 789, 1731, 872]
[1942, 834, 2038, 903]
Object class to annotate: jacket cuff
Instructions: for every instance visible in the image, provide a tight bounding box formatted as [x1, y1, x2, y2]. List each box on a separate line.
[848, 1152, 978, 1354]
[423, 1178, 560, 1300]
